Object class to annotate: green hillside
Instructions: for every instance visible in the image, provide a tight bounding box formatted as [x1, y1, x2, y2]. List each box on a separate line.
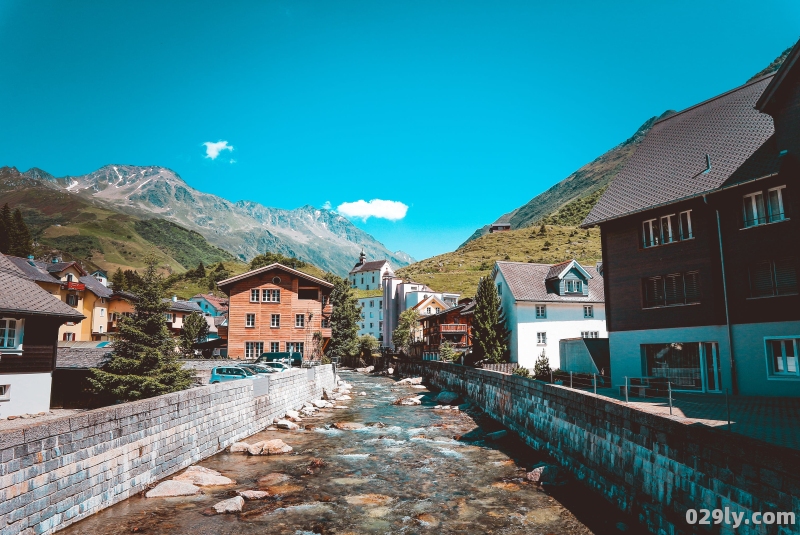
[397, 224, 602, 298]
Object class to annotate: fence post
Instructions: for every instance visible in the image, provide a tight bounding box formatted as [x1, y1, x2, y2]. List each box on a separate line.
[570, 371, 573, 388]
[550, 370, 553, 384]
[593, 373, 597, 395]
[668, 382, 673, 416]
[625, 376, 629, 403]
[726, 388, 731, 431]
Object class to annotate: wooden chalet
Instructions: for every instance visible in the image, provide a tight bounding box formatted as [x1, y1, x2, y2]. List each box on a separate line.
[414, 301, 475, 359]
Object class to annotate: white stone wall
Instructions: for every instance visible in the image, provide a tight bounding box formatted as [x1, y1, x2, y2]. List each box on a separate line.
[0, 365, 335, 535]
[0, 374, 52, 418]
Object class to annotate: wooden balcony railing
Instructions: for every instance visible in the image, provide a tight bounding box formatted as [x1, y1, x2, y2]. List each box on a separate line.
[61, 281, 85, 291]
[434, 324, 467, 333]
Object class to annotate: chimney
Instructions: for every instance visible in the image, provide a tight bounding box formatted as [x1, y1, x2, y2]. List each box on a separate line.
[172, 295, 178, 302]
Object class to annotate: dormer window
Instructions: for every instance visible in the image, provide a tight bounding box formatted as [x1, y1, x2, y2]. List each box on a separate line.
[565, 280, 582, 293]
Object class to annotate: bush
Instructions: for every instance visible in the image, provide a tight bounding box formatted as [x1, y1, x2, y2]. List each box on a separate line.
[513, 366, 531, 378]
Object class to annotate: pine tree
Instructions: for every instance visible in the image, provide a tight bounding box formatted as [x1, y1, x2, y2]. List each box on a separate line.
[111, 268, 126, 291]
[0, 203, 10, 254]
[9, 209, 33, 257]
[194, 261, 206, 278]
[392, 308, 420, 355]
[472, 275, 509, 363]
[179, 311, 209, 358]
[326, 276, 360, 364]
[88, 256, 194, 401]
[533, 349, 552, 381]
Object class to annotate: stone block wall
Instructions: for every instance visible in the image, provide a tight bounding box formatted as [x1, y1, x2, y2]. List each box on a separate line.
[0, 365, 335, 535]
[399, 361, 800, 535]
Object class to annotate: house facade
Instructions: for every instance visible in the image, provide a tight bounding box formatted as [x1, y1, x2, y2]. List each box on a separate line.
[493, 260, 607, 370]
[218, 263, 333, 360]
[189, 293, 229, 317]
[349, 253, 390, 342]
[415, 300, 475, 359]
[0, 252, 85, 417]
[582, 55, 800, 396]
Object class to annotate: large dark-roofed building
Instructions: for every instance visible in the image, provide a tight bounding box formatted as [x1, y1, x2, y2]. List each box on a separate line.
[582, 42, 800, 397]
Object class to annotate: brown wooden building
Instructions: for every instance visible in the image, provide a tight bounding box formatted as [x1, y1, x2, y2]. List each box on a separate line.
[218, 263, 333, 360]
[0, 252, 85, 417]
[582, 43, 800, 397]
[413, 301, 475, 359]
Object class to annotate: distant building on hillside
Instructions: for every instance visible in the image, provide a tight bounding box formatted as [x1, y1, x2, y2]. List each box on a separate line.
[490, 217, 512, 233]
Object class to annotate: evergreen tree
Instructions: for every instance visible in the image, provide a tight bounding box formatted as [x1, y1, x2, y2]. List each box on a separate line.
[472, 275, 509, 363]
[194, 261, 206, 278]
[326, 276, 360, 363]
[179, 311, 210, 358]
[9, 209, 33, 257]
[123, 269, 144, 291]
[111, 268, 126, 291]
[250, 252, 306, 270]
[533, 349, 552, 381]
[392, 308, 420, 355]
[88, 256, 193, 401]
[0, 203, 10, 254]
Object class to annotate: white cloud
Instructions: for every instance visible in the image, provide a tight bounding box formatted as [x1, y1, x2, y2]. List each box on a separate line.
[322, 201, 332, 210]
[336, 199, 408, 222]
[202, 140, 234, 160]
[229, 158, 237, 164]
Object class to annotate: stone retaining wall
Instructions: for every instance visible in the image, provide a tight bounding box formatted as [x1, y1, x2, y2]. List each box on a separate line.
[399, 361, 800, 535]
[0, 365, 335, 535]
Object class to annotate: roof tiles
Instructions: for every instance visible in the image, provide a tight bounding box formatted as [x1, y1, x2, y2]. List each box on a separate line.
[0, 253, 85, 319]
[495, 261, 604, 303]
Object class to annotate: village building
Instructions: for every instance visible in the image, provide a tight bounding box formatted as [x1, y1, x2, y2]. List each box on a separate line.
[349, 252, 390, 342]
[189, 293, 229, 317]
[415, 300, 475, 360]
[218, 263, 333, 360]
[493, 259, 607, 371]
[163, 297, 203, 335]
[582, 55, 800, 397]
[489, 216, 512, 233]
[0, 252, 86, 417]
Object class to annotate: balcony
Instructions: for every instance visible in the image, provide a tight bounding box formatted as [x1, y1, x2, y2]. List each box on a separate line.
[433, 324, 467, 334]
[61, 281, 85, 291]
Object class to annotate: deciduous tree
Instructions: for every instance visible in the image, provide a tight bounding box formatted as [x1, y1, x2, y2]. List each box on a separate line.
[392, 308, 420, 355]
[179, 311, 210, 358]
[358, 334, 380, 360]
[326, 275, 360, 363]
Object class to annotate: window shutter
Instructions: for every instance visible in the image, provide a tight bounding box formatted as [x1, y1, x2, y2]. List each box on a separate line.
[664, 273, 684, 305]
[774, 259, 798, 295]
[684, 271, 700, 303]
[644, 276, 664, 307]
[750, 262, 775, 297]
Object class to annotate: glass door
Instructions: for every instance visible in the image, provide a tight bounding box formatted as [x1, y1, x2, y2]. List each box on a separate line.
[702, 342, 722, 393]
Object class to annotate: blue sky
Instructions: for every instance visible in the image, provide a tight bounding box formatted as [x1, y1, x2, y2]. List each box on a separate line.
[0, 1, 798, 261]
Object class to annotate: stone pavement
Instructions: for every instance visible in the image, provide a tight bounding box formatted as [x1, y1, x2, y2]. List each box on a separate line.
[593, 387, 800, 450]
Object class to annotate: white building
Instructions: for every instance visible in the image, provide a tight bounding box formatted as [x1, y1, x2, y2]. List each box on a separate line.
[349, 252, 392, 342]
[493, 260, 607, 370]
[382, 274, 460, 349]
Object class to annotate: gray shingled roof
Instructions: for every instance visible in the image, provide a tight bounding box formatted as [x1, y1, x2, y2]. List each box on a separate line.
[80, 275, 112, 298]
[56, 345, 113, 369]
[583, 75, 780, 226]
[165, 299, 203, 313]
[494, 261, 604, 303]
[0, 253, 85, 319]
[350, 260, 390, 274]
[45, 261, 86, 276]
[5, 256, 61, 284]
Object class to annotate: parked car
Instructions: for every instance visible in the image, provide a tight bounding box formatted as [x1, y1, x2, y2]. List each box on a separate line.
[209, 366, 258, 384]
[255, 351, 302, 367]
[260, 361, 292, 373]
[239, 364, 277, 375]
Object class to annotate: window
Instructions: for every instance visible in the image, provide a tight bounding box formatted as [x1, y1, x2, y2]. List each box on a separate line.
[583, 305, 593, 318]
[743, 191, 767, 227]
[535, 305, 546, 319]
[679, 211, 693, 240]
[99, 308, 106, 317]
[581, 331, 599, 338]
[272, 277, 281, 284]
[767, 186, 786, 223]
[660, 214, 676, 244]
[369, 312, 374, 318]
[262, 289, 280, 302]
[245, 342, 263, 359]
[378, 300, 382, 308]
[642, 271, 701, 307]
[749, 259, 798, 297]
[370, 322, 374, 328]
[298, 288, 317, 300]
[426, 307, 431, 314]
[744, 187, 788, 227]
[642, 219, 660, 247]
[165, 312, 174, 322]
[287, 341, 304, 355]
[66, 273, 74, 282]
[321, 318, 330, 328]
[361, 278, 364, 284]
[66, 294, 78, 307]
[366, 285, 369, 290]
[497, 283, 502, 296]
[0, 385, 9, 401]
[246, 314, 255, 328]
[537, 332, 547, 345]
[0, 319, 19, 349]
[62, 332, 75, 342]
[270, 314, 280, 328]
[372, 276, 375, 283]
[766, 339, 799, 377]
[566, 280, 583, 293]
[250, 289, 260, 302]
[270, 342, 280, 353]
[370, 300, 374, 308]
[295, 314, 305, 328]
[379, 321, 383, 330]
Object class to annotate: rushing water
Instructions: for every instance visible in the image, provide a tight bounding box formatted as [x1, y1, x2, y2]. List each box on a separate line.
[60, 371, 645, 534]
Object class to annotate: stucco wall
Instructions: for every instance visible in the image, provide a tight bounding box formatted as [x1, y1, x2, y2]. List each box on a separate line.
[398, 361, 800, 535]
[0, 365, 335, 535]
[0, 374, 52, 418]
[731, 320, 800, 397]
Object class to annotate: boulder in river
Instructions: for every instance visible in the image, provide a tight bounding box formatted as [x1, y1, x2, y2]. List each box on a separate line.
[395, 377, 422, 385]
[333, 421, 365, 430]
[238, 490, 269, 500]
[435, 391, 460, 405]
[212, 496, 244, 514]
[526, 463, 566, 486]
[229, 442, 250, 453]
[248, 439, 293, 455]
[358, 391, 367, 396]
[485, 430, 508, 441]
[312, 399, 331, 408]
[173, 466, 234, 486]
[258, 472, 292, 487]
[285, 409, 301, 420]
[276, 419, 300, 430]
[337, 395, 352, 400]
[394, 395, 423, 406]
[145, 480, 201, 498]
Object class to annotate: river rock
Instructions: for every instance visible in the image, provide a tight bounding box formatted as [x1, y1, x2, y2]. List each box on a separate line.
[395, 395, 423, 406]
[345, 494, 394, 506]
[356, 365, 374, 373]
[337, 395, 352, 401]
[258, 472, 291, 486]
[238, 490, 269, 500]
[395, 377, 422, 385]
[526, 463, 566, 486]
[435, 391, 460, 404]
[359, 391, 367, 396]
[311, 399, 328, 408]
[333, 421, 365, 430]
[229, 442, 250, 453]
[285, 409, 301, 420]
[213, 496, 244, 514]
[387, 367, 394, 375]
[173, 466, 234, 486]
[486, 430, 508, 441]
[145, 480, 201, 498]
[276, 419, 300, 430]
[248, 439, 293, 455]
[303, 401, 314, 409]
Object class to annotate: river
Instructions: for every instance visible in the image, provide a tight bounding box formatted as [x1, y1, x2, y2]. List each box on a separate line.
[59, 371, 645, 534]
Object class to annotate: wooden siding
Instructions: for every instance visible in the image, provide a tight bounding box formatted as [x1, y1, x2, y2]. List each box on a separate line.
[600, 198, 726, 332]
[226, 268, 331, 359]
[0, 317, 59, 374]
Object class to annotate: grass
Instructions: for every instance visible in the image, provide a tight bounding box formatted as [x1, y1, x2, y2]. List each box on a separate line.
[396, 225, 602, 298]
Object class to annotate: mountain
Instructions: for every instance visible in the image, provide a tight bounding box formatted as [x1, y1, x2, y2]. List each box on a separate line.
[1, 164, 413, 275]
